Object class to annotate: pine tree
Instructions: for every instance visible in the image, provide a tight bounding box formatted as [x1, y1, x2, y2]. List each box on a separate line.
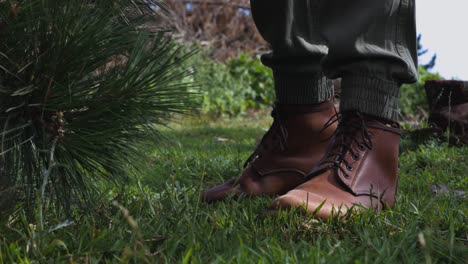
[417, 34, 437, 70]
[0, 0, 196, 215]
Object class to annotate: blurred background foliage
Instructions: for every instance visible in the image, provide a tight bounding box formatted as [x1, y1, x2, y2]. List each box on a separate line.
[399, 66, 442, 122]
[184, 52, 274, 117]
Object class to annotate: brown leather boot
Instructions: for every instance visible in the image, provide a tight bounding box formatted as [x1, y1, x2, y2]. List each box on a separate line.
[270, 111, 401, 219]
[202, 100, 337, 202]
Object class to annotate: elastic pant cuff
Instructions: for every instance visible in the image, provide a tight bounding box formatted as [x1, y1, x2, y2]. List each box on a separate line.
[340, 75, 400, 121]
[274, 72, 334, 104]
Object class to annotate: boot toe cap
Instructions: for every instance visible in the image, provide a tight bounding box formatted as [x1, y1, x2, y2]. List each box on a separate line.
[270, 190, 353, 219]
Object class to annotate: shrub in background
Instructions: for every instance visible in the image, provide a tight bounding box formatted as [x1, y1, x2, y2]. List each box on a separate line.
[187, 52, 274, 117]
[186, 53, 248, 116]
[0, 0, 196, 214]
[399, 66, 442, 121]
[227, 53, 274, 109]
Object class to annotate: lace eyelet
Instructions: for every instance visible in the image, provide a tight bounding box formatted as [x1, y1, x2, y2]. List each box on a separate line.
[344, 173, 350, 179]
[352, 154, 359, 161]
[358, 144, 366, 151]
[367, 132, 373, 139]
[346, 165, 353, 171]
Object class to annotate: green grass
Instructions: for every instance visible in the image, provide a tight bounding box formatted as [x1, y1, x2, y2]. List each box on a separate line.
[1, 115, 467, 263]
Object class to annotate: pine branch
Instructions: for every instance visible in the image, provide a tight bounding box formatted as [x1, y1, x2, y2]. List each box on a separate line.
[182, 0, 250, 10]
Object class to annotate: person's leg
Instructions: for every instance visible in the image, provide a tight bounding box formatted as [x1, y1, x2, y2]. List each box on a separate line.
[271, 0, 418, 218]
[202, 0, 337, 202]
[251, 0, 334, 105]
[322, 0, 417, 120]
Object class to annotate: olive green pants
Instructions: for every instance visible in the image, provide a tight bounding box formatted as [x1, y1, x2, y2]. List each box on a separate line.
[250, 0, 418, 120]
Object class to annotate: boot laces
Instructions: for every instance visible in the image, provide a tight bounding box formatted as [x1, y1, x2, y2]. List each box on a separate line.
[243, 107, 288, 168]
[319, 112, 374, 177]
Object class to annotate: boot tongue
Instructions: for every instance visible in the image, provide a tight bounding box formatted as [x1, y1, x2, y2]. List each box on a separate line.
[305, 111, 368, 179]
